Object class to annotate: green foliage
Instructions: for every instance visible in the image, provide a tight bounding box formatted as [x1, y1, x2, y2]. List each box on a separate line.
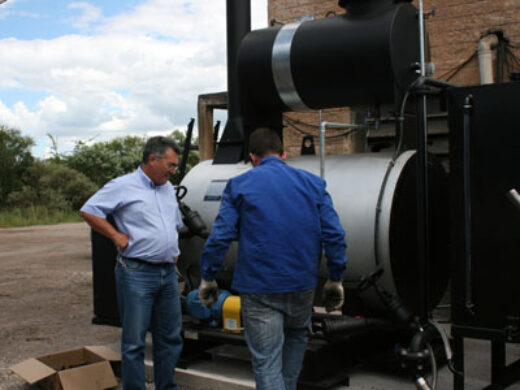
[6, 162, 98, 211]
[0, 206, 82, 228]
[65, 131, 199, 186]
[0, 125, 200, 227]
[66, 135, 146, 187]
[0, 126, 34, 204]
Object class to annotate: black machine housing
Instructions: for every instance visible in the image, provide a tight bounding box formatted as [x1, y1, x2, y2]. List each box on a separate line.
[215, 0, 420, 163]
[449, 82, 520, 336]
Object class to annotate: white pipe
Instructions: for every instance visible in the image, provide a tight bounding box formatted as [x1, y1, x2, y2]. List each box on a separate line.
[319, 122, 326, 178]
[478, 34, 498, 84]
[319, 121, 365, 178]
[418, 0, 426, 77]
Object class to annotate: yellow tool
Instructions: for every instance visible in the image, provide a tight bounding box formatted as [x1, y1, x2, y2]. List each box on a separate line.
[222, 296, 242, 333]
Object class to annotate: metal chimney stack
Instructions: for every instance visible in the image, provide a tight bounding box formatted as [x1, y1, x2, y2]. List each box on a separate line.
[213, 0, 251, 164]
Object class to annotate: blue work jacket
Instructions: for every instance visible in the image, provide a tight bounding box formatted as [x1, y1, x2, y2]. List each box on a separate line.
[200, 156, 347, 294]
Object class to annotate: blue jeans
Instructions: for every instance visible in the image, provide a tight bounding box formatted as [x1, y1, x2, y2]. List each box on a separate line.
[241, 289, 314, 390]
[115, 257, 183, 390]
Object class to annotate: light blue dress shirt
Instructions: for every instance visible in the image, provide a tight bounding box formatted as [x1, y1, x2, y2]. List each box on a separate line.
[80, 166, 183, 263]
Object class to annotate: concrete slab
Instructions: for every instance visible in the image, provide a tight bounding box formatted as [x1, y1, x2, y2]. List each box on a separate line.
[115, 327, 520, 390]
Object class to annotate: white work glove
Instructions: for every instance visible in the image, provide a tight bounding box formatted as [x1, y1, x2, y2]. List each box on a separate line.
[322, 279, 345, 312]
[199, 279, 218, 307]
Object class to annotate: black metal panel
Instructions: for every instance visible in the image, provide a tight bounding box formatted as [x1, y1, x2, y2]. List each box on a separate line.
[91, 216, 120, 326]
[448, 82, 520, 331]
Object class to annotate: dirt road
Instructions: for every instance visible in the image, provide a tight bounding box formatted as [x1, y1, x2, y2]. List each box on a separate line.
[0, 223, 121, 389]
[2, 224, 520, 390]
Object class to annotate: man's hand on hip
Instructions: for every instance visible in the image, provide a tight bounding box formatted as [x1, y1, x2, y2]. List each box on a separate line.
[111, 231, 129, 251]
[322, 279, 345, 312]
[199, 279, 218, 307]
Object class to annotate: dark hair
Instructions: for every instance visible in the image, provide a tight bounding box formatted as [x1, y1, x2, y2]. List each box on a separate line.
[249, 127, 283, 157]
[142, 136, 181, 164]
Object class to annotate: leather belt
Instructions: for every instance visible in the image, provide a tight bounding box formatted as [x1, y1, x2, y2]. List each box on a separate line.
[121, 256, 172, 266]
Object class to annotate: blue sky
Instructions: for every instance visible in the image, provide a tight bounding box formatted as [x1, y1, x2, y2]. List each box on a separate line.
[0, 0, 268, 157]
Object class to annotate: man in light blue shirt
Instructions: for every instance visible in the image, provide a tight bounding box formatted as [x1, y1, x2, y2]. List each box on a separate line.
[80, 136, 184, 390]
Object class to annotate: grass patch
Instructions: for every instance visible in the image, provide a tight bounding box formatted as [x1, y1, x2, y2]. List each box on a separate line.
[0, 205, 82, 228]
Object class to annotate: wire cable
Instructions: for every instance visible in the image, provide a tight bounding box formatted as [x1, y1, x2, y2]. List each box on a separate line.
[283, 115, 356, 139]
[426, 342, 438, 390]
[437, 51, 478, 82]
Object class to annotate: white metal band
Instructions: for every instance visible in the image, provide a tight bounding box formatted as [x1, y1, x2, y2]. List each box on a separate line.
[271, 22, 309, 111]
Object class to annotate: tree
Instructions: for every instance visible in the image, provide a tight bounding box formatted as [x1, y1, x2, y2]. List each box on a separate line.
[66, 136, 146, 187]
[7, 162, 97, 211]
[66, 132, 199, 187]
[0, 126, 34, 205]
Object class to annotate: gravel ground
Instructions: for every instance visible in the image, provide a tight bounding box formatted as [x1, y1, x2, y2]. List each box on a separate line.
[2, 223, 520, 390]
[0, 223, 121, 390]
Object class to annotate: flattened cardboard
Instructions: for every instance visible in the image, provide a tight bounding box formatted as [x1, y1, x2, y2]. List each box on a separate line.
[9, 346, 120, 390]
[10, 358, 56, 384]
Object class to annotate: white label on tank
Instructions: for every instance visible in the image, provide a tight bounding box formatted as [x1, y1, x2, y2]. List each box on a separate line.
[183, 330, 199, 340]
[204, 179, 228, 201]
[224, 318, 238, 330]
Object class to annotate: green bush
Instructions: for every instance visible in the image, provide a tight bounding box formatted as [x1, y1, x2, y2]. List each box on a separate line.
[0, 125, 200, 227]
[65, 131, 200, 187]
[7, 162, 97, 211]
[66, 136, 146, 187]
[0, 205, 81, 227]
[0, 125, 34, 204]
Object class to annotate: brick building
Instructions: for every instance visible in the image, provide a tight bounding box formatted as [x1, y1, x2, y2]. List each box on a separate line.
[267, 0, 520, 157]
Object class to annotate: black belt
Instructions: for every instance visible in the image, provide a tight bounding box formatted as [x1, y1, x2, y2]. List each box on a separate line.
[122, 256, 172, 266]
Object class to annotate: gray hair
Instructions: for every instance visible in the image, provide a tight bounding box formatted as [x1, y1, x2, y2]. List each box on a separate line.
[142, 136, 181, 164]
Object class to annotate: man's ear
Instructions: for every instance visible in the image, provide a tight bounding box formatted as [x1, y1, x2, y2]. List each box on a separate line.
[249, 153, 260, 167]
[281, 151, 287, 162]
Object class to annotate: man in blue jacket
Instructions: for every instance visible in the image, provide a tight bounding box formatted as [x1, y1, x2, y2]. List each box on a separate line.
[199, 127, 347, 390]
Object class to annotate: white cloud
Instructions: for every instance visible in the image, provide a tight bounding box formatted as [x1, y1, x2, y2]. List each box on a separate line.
[66, 2, 103, 30]
[0, 100, 20, 127]
[0, 0, 268, 156]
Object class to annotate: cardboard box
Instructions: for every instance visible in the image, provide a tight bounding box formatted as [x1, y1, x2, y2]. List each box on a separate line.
[10, 345, 121, 390]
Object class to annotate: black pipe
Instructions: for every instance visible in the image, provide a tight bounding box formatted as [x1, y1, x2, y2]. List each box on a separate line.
[213, 120, 221, 153]
[416, 93, 429, 322]
[178, 118, 194, 182]
[226, 0, 250, 123]
[462, 94, 474, 315]
[213, 0, 251, 164]
[409, 325, 438, 353]
[238, 3, 419, 111]
[320, 316, 399, 335]
[416, 77, 457, 90]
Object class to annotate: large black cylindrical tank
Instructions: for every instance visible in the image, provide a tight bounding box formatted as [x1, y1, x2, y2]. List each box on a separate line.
[237, 2, 419, 113]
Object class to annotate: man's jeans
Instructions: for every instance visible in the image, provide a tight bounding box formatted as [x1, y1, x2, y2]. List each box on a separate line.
[241, 289, 313, 390]
[115, 257, 183, 390]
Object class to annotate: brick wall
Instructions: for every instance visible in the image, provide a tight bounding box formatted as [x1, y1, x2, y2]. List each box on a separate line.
[268, 0, 520, 156]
